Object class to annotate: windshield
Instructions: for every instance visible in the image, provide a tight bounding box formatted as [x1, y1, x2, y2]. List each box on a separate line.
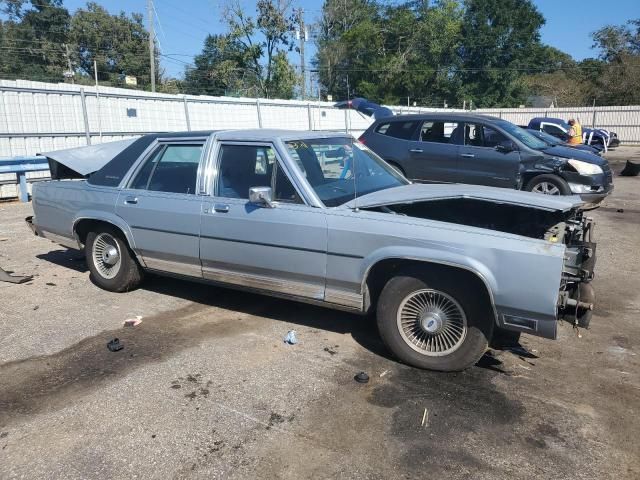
[284, 137, 408, 207]
[496, 120, 548, 150]
[526, 128, 560, 146]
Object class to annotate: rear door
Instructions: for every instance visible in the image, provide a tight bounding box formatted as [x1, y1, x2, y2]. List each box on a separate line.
[457, 123, 521, 188]
[116, 139, 206, 277]
[406, 119, 462, 183]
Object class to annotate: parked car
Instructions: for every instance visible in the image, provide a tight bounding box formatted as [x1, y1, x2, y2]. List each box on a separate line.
[359, 113, 613, 206]
[27, 130, 597, 371]
[527, 117, 620, 151]
[525, 128, 603, 156]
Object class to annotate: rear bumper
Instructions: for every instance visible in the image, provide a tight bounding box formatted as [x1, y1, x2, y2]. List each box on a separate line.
[25, 216, 80, 249]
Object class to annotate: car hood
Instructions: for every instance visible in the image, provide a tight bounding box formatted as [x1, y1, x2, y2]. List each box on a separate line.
[541, 145, 607, 165]
[344, 183, 584, 212]
[40, 139, 136, 179]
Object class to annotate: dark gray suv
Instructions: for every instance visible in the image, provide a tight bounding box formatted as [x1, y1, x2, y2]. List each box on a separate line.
[359, 113, 613, 205]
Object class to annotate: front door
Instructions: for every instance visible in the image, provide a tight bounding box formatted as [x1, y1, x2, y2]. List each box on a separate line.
[116, 140, 205, 277]
[457, 123, 521, 188]
[406, 119, 461, 183]
[199, 142, 327, 300]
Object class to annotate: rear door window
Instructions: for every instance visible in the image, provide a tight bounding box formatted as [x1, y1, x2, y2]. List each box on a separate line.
[130, 143, 203, 194]
[375, 121, 420, 140]
[419, 121, 461, 144]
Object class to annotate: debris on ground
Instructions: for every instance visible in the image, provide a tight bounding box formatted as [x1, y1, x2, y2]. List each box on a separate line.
[0, 266, 32, 284]
[124, 315, 143, 327]
[620, 160, 640, 177]
[617, 208, 624, 213]
[354, 371, 370, 384]
[107, 338, 124, 352]
[283, 330, 298, 345]
[421, 408, 429, 427]
[323, 346, 337, 355]
[379, 370, 389, 378]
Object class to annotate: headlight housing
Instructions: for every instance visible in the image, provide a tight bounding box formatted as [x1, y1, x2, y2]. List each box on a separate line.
[568, 159, 603, 175]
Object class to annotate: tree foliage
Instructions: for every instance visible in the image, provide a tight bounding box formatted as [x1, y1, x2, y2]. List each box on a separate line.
[315, 1, 640, 107]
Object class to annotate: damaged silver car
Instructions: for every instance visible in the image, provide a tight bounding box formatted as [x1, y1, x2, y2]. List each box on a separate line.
[26, 130, 596, 371]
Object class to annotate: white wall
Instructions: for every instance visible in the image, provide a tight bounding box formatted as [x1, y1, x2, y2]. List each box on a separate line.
[1, 78, 639, 198]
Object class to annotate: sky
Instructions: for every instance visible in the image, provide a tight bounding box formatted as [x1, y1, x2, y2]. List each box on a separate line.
[61, 0, 640, 79]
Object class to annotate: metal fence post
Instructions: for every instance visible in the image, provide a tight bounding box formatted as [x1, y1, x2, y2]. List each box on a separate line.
[256, 98, 263, 128]
[344, 109, 349, 134]
[18, 171, 28, 202]
[592, 108, 597, 128]
[307, 103, 313, 130]
[183, 96, 192, 131]
[79, 88, 91, 145]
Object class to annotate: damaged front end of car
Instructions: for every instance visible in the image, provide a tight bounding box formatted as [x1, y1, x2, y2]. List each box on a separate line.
[349, 184, 598, 335]
[556, 214, 596, 329]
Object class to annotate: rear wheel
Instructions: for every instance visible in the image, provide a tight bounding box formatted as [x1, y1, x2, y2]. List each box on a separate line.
[525, 174, 571, 196]
[377, 271, 493, 371]
[85, 226, 143, 292]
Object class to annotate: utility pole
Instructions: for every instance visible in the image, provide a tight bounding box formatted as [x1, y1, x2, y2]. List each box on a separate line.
[64, 44, 74, 84]
[147, 0, 156, 92]
[297, 8, 306, 99]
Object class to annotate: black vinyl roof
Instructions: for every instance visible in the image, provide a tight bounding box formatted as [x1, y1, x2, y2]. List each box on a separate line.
[88, 131, 215, 187]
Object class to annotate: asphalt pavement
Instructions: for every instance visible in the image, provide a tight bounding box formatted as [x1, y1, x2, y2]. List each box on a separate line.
[0, 147, 639, 479]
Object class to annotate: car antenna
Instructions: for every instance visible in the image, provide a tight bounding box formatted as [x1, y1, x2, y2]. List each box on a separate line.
[352, 135, 358, 212]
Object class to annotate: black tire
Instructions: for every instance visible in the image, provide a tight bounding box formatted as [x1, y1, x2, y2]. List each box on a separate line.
[525, 174, 571, 196]
[376, 270, 493, 371]
[85, 225, 143, 292]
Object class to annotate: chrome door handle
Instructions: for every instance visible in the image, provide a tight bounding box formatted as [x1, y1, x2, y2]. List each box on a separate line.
[409, 148, 424, 153]
[124, 196, 138, 204]
[213, 203, 230, 213]
[460, 153, 475, 158]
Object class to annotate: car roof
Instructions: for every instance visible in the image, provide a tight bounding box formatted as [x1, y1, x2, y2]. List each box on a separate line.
[138, 129, 352, 142]
[374, 112, 503, 123]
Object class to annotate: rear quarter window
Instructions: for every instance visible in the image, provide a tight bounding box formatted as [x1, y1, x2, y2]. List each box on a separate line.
[375, 121, 420, 140]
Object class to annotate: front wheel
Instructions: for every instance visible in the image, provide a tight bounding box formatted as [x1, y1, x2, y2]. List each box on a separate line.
[85, 226, 143, 292]
[525, 174, 571, 196]
[377, 273, 493, 371]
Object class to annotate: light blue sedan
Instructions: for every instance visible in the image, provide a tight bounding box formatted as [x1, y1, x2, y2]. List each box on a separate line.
[27, 129, 597, 371]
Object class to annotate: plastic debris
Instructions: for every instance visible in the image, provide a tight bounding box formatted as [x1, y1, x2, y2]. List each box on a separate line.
[283, 330, 298, 345]
[620, 160, 640, 177]
[421, 408, 429, 427]
[107, 338, 124, 352]
[379, 370, 389, 378]
[124, 315, 143, 327]
[354, 371, 369, 384]
[0, 267, 32, 284]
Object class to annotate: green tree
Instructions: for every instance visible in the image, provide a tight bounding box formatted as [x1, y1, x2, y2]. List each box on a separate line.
[222, 0, 297, 98]
[0, 0, 70, 81]
[269, 50, 298, 99]
[184, 33, 258, 96]
[69, 2, 158, 89]
[459, 0, 546, 107]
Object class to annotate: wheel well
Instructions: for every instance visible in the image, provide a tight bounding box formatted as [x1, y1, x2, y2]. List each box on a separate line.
[364, 259, 496, 322]
[74, 219, 129, 247]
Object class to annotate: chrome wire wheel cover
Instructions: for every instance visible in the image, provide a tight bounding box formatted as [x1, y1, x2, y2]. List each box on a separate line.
[92, 233, 121, 280]
[531, 181, 560, 195]
[396, 289, 467, 356]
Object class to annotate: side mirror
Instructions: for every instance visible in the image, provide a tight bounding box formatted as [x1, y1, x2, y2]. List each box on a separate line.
[249, 186, 275, 208]
[496, 140, 516, 153]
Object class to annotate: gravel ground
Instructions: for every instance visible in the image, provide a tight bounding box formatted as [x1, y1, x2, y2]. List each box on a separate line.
[0, 147, 639, 479]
